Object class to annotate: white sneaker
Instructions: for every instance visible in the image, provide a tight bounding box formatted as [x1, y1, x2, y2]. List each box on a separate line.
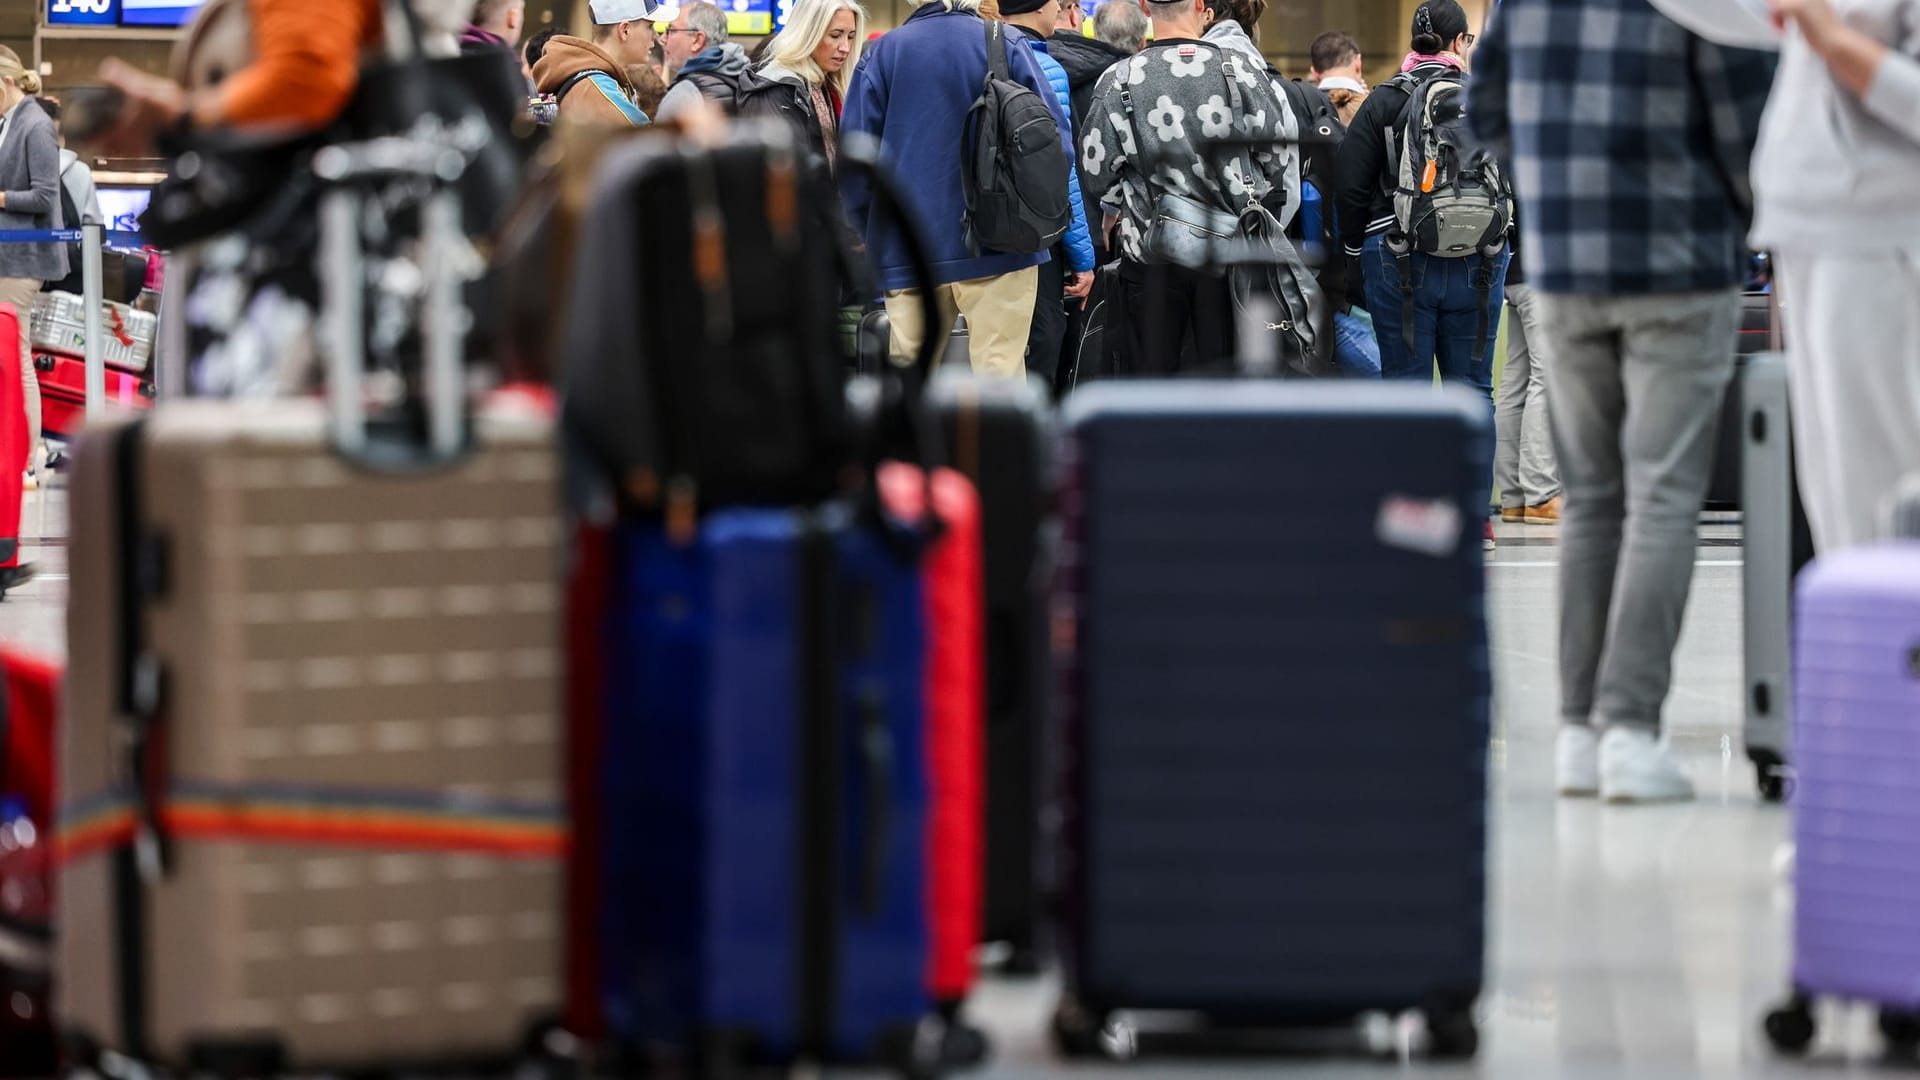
[1556, 725, 1600, 797]
[1599, 727, 1696, 804]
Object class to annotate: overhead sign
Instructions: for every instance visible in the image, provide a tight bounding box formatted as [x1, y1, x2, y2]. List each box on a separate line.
[121, 0, 205, 27]
[47, 0, 120, 27]
[47, 0, 206, 27]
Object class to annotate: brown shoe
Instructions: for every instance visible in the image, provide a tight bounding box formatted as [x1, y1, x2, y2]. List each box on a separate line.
[1500, 506, 1526, 523]
[1524, 496, 1565, 525]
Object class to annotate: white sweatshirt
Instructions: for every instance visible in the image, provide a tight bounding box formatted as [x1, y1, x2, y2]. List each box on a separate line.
[1751, 0, 1920, 253]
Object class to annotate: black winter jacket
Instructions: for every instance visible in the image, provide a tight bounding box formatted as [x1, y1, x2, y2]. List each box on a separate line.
[1049, 32, 1131, 134]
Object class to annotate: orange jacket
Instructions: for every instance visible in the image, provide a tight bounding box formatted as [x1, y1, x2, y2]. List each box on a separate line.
[211, 0, 382, 130]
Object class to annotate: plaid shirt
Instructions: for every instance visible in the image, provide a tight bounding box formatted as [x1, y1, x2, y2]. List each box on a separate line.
[1469, 0, 1777, 296]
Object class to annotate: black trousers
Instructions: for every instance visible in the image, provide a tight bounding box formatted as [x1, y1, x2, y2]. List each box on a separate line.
[1114, 259, 1236, 376]
[1027, 251, 1068, 385]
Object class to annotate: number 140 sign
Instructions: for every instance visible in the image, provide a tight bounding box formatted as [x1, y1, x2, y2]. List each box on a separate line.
[48, 0, 121, 25]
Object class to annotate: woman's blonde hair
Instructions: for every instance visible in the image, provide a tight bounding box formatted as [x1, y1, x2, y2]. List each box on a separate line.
[766, 0, 869, 98]
[0, 47, 43, 97]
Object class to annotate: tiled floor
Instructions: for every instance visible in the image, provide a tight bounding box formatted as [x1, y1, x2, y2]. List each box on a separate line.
[3, 498, 1885, 1077]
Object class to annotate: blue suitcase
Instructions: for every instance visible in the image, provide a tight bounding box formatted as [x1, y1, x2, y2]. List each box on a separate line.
[599, 507, 936, 1073]
[1051, 382, 1492, 1060]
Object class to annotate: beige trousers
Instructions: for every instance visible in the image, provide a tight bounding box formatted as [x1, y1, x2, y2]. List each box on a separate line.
[0, 279, 42, 456]
[885, 267, 1038, 378]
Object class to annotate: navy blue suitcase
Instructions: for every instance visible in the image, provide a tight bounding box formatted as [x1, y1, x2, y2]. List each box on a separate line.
[1051, 382, 1492, 1059]
[599, 507, 937, 1073]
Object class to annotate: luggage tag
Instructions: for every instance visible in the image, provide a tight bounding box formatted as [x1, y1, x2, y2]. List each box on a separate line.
[1376, 494, 1463, 559]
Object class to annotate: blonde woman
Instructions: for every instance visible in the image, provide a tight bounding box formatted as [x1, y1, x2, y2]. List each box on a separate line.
[0, 47, 62, 483]
[755, 0, 867, 171]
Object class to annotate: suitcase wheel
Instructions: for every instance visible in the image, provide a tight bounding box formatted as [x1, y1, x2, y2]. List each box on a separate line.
[691, 1028, 758, 1080]
[872, 1018, 946, 1080]
[1879, 1008, 1920, 1059]
[1423, 1003, 1479, 1061]
[58, 1028, 101, 1072]
[1750, 748, 1790, 803]
[1763, 992, 1816, 1056]
[1050, 1003, 1129, 1061]
[941, 1022, 990, 1068]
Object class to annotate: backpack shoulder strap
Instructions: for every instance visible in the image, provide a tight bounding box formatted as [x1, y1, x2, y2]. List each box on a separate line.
[985, 19, 1011, 82]
[555, 70, 600, 104]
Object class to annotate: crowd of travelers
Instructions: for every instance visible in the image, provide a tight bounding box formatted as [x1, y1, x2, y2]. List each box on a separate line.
[0, 0, 1908, 807]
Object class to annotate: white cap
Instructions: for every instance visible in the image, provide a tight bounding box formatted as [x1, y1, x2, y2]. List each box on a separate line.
[589, 0, 677, 24]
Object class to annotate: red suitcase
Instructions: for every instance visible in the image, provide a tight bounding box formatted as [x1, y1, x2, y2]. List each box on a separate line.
[0, 650, 59, 1077]
[34, 350, 154, 443]
[0, 309, 25, 572]
[878, 464, 987, 1058]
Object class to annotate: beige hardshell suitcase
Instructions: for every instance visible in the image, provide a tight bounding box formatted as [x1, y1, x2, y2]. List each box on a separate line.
[56, 172, 565, 1074]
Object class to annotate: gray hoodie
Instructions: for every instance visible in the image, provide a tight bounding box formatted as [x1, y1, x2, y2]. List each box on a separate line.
[1751, 0, 1920, 253]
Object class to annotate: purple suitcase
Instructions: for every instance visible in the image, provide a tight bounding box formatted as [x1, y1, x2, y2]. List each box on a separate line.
[1764, 545, 1920, 1056]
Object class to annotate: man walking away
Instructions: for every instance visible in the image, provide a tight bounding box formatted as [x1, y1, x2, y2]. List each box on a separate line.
[1079, 0, 1294, 375]
[656, 2, 757, 118]
[1309, 29, 1368, 125]
[531, 0, 659, 127]
[1471, 0, 1775, 803]
[840, 0, 1071, 377]
[1494, 210, 1560, 526]
[999, 0, 1097, 385]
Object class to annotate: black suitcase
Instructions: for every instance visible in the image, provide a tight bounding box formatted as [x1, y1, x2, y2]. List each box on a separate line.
[926, 371, 1053, 971]
[1052, 381, 1491, 1060]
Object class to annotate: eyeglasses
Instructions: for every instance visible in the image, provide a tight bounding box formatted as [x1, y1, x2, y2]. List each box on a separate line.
[661, 26, 701, 34]
[1462, 32, 1477, 45]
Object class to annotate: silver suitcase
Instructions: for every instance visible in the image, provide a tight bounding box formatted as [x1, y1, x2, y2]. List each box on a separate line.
[1740, 339, 1815, 801]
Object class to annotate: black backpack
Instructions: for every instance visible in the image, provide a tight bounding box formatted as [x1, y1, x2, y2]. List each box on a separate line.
[1279, 75, 1344, 199]
[962, 21, 1072, 256]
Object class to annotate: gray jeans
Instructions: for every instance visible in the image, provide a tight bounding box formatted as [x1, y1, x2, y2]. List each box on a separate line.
[1536, 289, 1740, 733]
[1494, 284, 1560, 508]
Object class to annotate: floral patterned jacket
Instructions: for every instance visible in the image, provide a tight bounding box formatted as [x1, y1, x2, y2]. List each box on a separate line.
[1079, 37, 1297, 264]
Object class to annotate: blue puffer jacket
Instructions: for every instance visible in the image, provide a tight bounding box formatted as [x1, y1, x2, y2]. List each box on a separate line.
[1017, 28, 1095, 275]
[841, 5, 1070, 290]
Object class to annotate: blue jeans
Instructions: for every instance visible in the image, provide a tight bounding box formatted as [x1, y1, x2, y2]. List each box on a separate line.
[1332, 308, 1381, 377]
[1362, 234, 1508, 403]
